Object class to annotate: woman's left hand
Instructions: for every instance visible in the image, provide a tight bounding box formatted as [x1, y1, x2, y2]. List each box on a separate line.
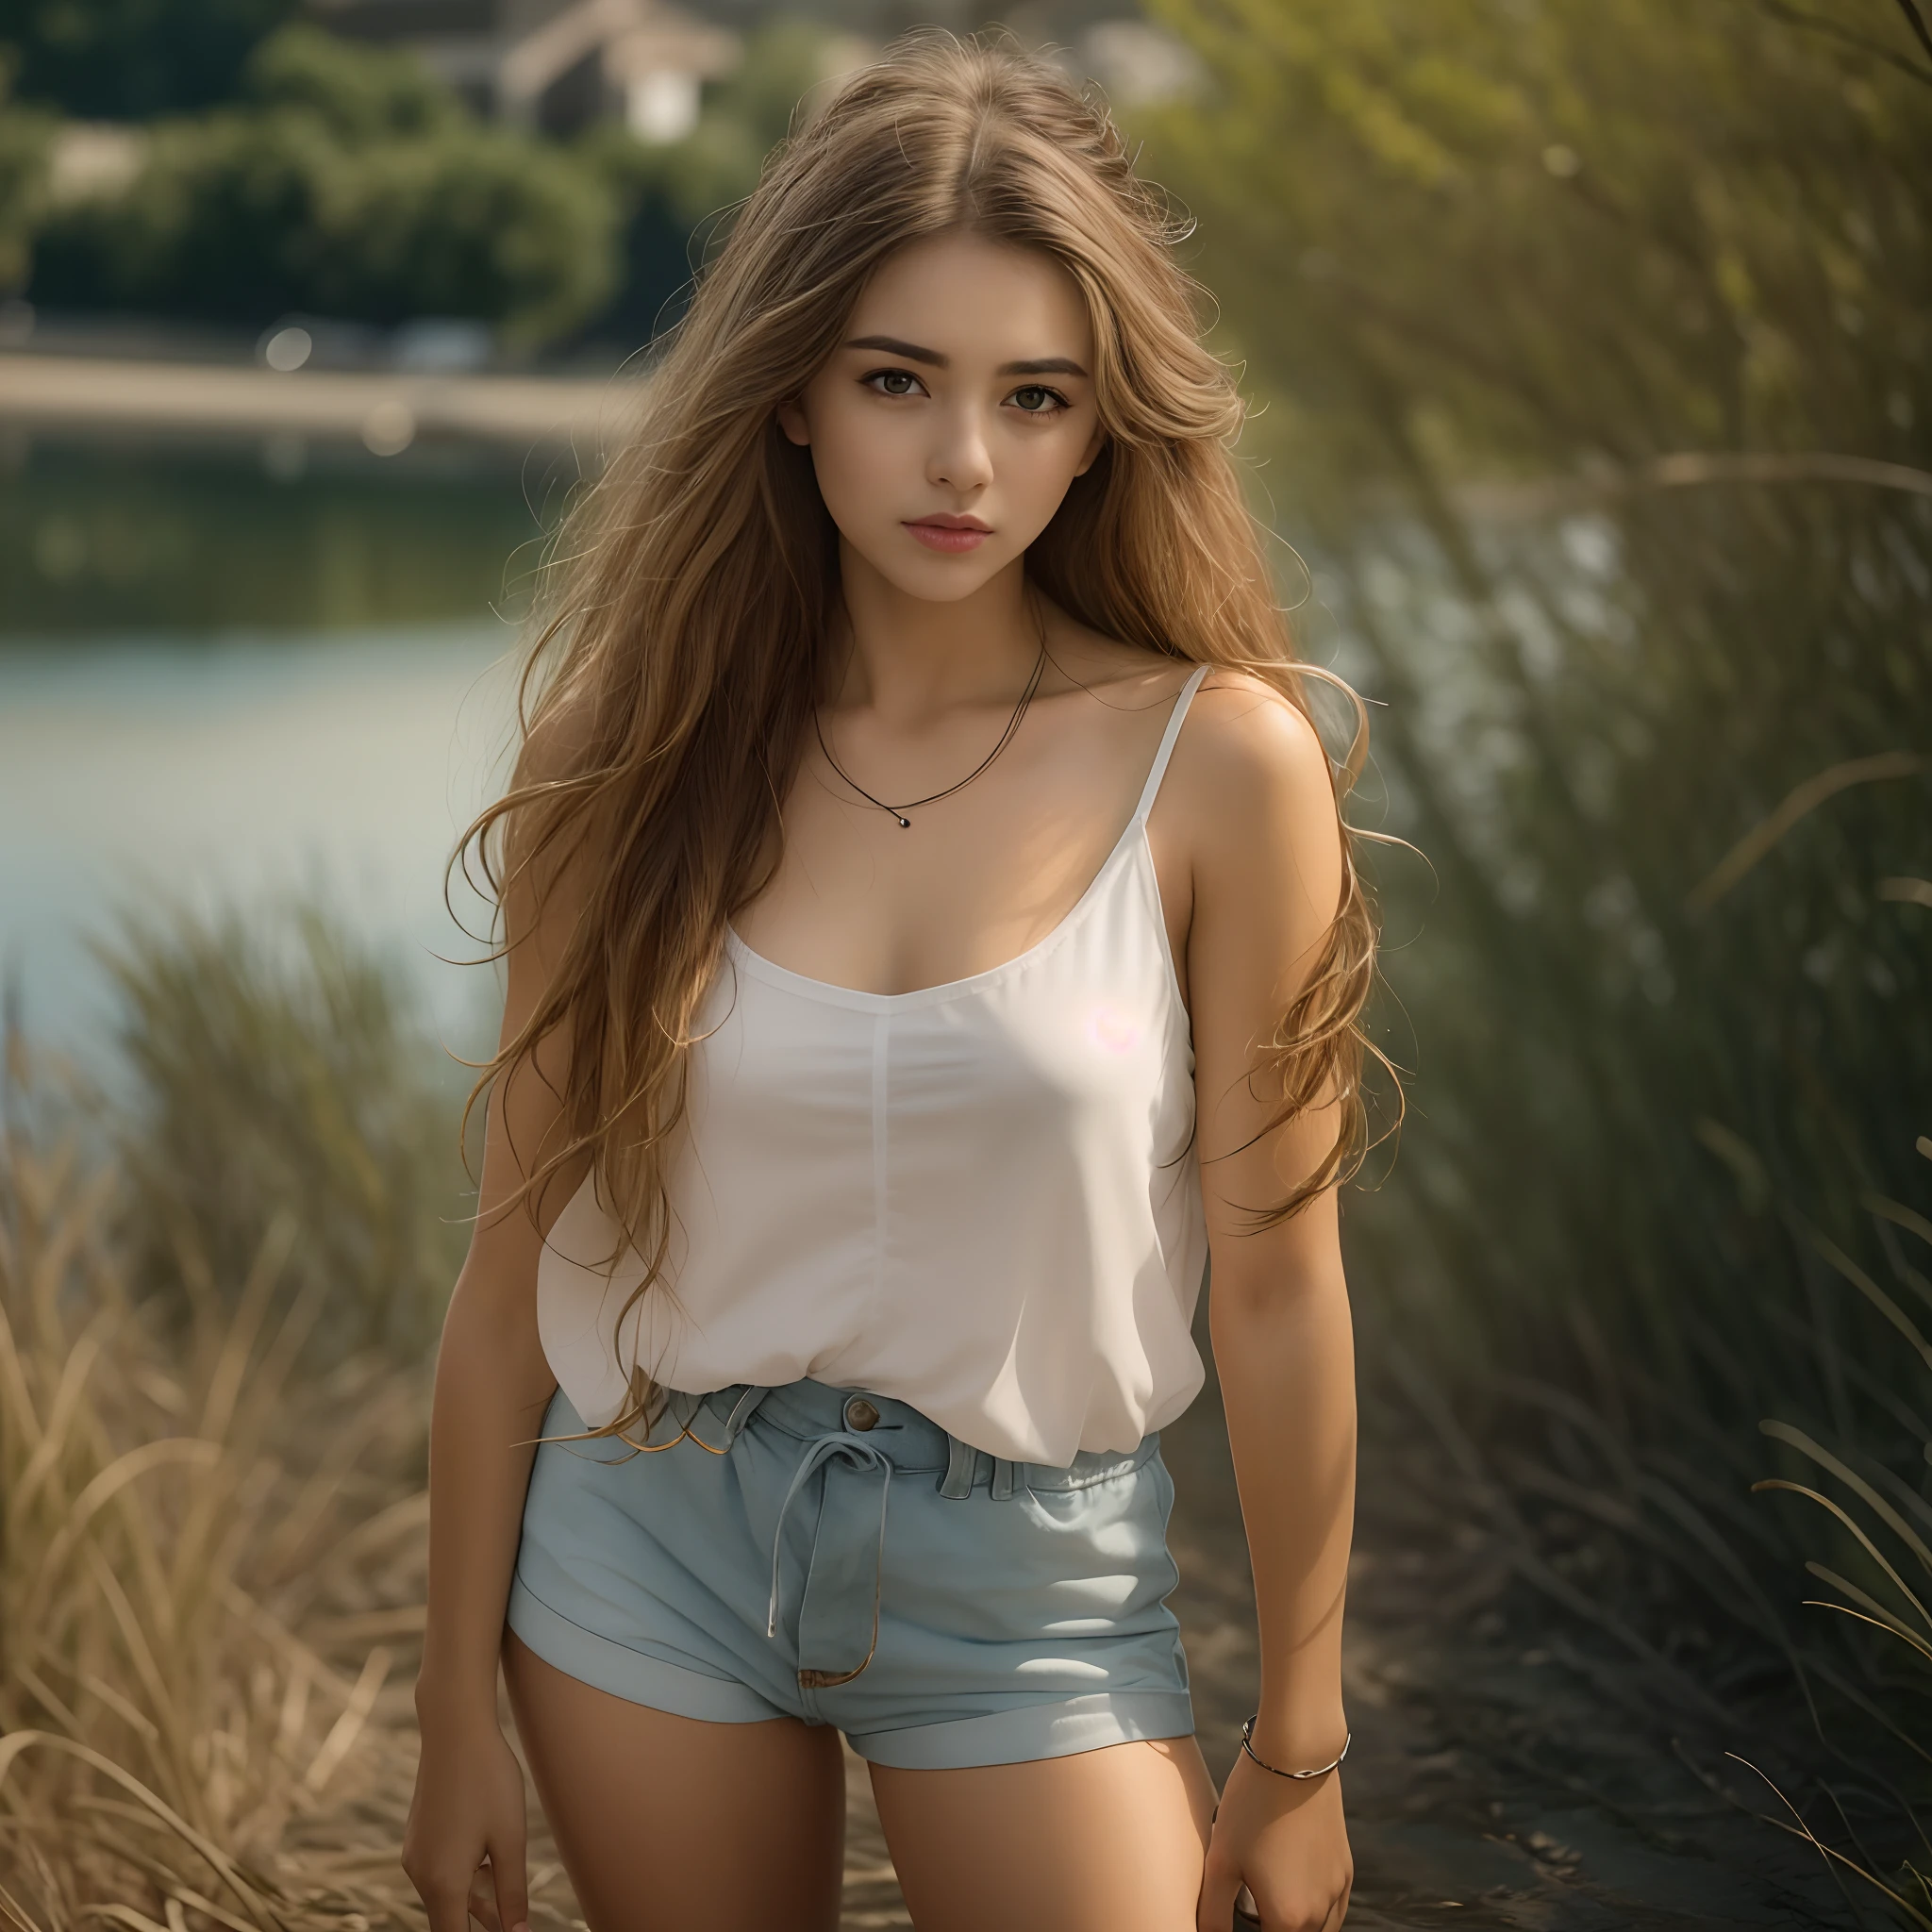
[1197, 1750, 1353, 1932]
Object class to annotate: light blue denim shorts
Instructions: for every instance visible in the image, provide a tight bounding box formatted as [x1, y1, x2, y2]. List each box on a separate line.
[507, 1378, 1193, 1771]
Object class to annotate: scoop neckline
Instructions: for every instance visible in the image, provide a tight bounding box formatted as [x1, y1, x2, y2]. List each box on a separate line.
[724, 816, 1153, 1014]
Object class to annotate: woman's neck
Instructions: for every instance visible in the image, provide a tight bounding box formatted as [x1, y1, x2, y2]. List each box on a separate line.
[831, 542, 1042, 723]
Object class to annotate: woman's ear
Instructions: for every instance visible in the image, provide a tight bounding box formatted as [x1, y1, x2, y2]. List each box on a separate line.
[1073, 424, 1108, 478]
[775, 398, 811, 447]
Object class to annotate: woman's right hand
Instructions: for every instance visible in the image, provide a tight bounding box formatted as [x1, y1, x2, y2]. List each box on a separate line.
[402, 1710, 531, 1932]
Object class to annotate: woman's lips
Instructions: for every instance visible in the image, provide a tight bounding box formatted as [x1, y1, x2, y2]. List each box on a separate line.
[905, 517, 991, 553]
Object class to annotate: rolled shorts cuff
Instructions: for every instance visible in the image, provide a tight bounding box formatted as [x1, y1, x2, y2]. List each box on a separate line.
[850, 1690, 1196, 1771]
[507, 1576, 780, 1725]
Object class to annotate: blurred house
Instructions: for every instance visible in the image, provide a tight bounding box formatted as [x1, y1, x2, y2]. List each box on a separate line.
[310, 0, 741, 139]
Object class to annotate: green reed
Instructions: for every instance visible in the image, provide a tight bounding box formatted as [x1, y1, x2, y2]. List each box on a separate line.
[1140, 0, 1932, 1895]
[92, 902, 472, 1366]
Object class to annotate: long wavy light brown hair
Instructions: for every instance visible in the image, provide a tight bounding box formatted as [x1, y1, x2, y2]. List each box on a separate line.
[459, 31, 1384, 1437]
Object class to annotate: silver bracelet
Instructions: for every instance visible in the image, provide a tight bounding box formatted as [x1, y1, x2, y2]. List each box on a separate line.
[1240, 1713, 1351, 1780]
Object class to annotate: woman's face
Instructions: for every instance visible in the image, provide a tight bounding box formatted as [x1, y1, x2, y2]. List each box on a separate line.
[777, 231, 1107, 605]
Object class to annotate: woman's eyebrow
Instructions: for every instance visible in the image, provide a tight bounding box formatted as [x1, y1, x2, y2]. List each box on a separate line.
[843, 336, 1091, 380]
[846, 334, 946, 365]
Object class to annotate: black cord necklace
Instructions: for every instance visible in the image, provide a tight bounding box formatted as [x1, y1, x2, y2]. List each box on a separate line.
[814, 625, 1049, 829]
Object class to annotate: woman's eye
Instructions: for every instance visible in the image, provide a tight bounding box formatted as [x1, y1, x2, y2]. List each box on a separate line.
[1009, 385, 1069, 415]
[865, 369, 923, 397]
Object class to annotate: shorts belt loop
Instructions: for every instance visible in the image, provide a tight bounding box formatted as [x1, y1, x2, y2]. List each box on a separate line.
[938, 1433, 976, 1501]
[991, 1457, 1016, 1501]
[719, 1384, 771, 1449]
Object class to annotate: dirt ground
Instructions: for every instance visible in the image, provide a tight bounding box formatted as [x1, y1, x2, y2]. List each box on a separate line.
[506, 1386, 1865, 1931]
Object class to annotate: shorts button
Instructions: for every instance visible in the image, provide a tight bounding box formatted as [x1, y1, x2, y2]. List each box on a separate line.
[843, 1396, 880, 1432]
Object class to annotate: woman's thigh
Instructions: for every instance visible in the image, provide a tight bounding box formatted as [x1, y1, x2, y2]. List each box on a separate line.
[869, 1735, 1217, 1932]
[502, 1632, 846, 1932]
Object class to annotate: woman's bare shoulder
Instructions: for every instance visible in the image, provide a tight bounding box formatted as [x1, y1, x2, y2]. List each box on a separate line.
[1160, 667, 1341, 922]
[1179, 667, 1331, 803]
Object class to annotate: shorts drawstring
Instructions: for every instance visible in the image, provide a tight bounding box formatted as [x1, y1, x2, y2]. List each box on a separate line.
[697, 1383, 1019, 1693]
[765, 1429, 894, 1689]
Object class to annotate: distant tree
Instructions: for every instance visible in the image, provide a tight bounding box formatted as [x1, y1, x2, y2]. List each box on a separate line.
[1136, 0, 1930, 516]
[28, 25, 620, 345]
[0, 50, 53, 291]
[575, 20, 853, 345]
[0, 0, 296, 118]
[244, 16, 460, 140]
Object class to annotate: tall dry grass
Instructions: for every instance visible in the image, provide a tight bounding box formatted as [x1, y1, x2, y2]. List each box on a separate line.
[0, 1082, 432, 1932]
[95, 905, 472, 1366]
[0, 908, 567, 1932]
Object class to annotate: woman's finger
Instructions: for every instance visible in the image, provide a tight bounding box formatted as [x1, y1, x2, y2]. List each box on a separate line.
[416, 1873, 482, 1932]
[465, 1870, 502, 1932]
[1196, 1860, 1241, 1932]
[488, 1838, 532, 1932]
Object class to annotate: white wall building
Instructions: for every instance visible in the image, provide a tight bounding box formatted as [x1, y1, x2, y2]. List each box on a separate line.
[313, 0, 741, 140]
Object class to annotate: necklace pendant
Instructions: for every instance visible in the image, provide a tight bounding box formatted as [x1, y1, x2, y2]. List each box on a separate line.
[814, 625, 1045, 839]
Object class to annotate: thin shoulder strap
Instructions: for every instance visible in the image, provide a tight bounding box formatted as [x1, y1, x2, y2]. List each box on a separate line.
[1129, 663, 1211, 826]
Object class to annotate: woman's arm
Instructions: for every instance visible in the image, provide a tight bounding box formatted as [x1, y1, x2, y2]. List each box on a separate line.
[1172, 677, 1357, 1932]
[403, 790, 591, 1932]
[417, 1072, 574, 1724]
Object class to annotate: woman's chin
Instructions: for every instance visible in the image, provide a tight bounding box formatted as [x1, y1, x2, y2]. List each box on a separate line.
[845, 537, 1016, 605]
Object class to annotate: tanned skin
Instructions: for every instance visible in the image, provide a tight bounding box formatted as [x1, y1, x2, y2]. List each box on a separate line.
[403, 231, 1355, 1932]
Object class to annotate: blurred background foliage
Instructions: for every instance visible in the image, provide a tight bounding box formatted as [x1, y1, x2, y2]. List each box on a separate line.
[1138, 0, 1929, 1374]
[0, 0, 850, 347]
[0, 0, 301, 118]
[28, 27, 621, 345]
[1138, 0, 1932, 1895]
[575, 19, 860, 341]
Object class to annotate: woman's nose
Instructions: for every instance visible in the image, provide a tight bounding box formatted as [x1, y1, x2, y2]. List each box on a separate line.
[927, 407, 994, 494]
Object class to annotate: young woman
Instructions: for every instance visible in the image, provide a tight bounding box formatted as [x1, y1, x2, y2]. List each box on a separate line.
[402, 36, 1370, 1932]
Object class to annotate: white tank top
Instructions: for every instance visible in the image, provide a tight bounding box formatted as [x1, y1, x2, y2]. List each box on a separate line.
[537, 665, 1210, 1465]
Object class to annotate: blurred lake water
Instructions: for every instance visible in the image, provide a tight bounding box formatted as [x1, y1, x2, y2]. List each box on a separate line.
[2, 437, 549, 1059]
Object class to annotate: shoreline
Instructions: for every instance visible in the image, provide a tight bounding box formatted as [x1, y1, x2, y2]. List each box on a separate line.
[0, 351, 641, 453]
